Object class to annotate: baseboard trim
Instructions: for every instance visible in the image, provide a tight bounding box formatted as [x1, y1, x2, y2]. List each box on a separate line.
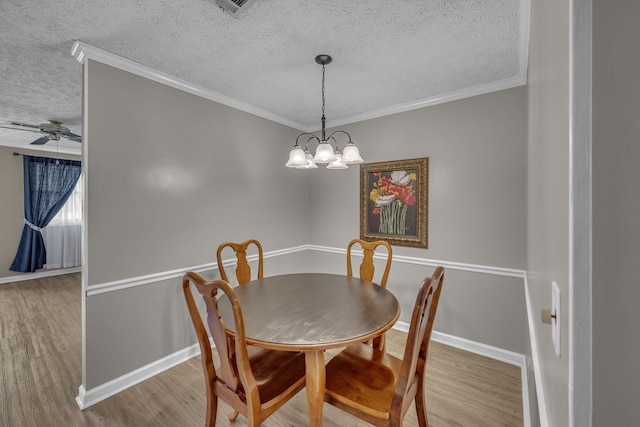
[393, 321, 531, 427]
[77, 325, 529, 416]
[393, 321, 526, 367]
[75, 343, 201, 409]
[0, 267, 82, 285]
[433, 330, 532, 427]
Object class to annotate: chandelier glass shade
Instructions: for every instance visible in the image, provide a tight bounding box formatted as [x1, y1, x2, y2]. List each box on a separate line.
[285, 55, 363, 169]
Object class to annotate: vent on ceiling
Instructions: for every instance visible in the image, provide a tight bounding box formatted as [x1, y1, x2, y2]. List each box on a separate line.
[215, 0, 256, 15]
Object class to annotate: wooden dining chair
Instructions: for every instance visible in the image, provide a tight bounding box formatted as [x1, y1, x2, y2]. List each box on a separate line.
[324, 266, 445, 427]
[216, 239, 266, 420]
[182, 272, 306, 427]
[347, 238, 393, 287]
[216, 239, 263, 285]
[347, 238, 393, 350]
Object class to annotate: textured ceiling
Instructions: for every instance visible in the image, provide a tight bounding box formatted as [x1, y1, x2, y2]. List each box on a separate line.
[0, 0, 528, 155]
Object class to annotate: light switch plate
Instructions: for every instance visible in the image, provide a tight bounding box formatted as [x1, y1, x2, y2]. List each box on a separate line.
[540, 307, 553, 324]
[552, 281, 561, 357]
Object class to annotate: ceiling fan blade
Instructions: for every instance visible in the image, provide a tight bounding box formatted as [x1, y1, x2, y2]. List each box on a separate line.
[63, 130, 81, 137]
[0, 124, 41, 133]
[31, 136, 51, 145]
[62, 133, 82, 143]
[10, 122, 41, 129]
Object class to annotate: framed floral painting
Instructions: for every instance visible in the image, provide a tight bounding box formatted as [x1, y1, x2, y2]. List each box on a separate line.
[360, 158, 428, 248]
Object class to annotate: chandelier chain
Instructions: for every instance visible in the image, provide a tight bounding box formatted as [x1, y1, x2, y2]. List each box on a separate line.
[321, 64, 326, 118]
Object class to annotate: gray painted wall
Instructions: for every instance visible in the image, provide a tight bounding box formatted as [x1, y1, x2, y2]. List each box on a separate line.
[83, 59, 529, 391]
[309, 90, 527, 268]
[308, 88, 528, 353]
[593, 1, 640, 424]
[84, 59, 308, 388]
[85, 61, 308, 286]
[0, 147, 27, 278]
[309, 251, 526, 353]
[527, 0, 571, 425]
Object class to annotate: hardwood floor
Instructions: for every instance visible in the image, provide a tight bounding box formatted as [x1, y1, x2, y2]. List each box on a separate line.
[0, 273, 523, 426]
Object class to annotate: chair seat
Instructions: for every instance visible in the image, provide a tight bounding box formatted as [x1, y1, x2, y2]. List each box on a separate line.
[325, 343, 405, 419]
[184, 273, 306, 426]
[233, 346, 306, 404]
[324, 267, 445, 427]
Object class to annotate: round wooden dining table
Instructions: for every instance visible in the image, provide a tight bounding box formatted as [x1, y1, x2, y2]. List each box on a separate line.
[217, 272, 400, 427]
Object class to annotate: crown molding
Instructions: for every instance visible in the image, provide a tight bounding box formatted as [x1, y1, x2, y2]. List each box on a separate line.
[519, 0, 532, 84]
[71, 41, 305, 131]
[321, 75, 527, 131]
[72, 37, 529, 135]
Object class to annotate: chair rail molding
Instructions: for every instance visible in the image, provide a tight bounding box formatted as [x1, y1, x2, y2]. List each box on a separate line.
[84, 244, 525, 296]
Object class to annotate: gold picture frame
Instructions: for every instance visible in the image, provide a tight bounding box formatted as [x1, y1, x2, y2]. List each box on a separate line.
[360, 158, 428, 248]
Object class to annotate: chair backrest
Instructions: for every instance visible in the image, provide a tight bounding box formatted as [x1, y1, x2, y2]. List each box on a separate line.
[217, 239, 264, 285]
[182, 272, 257, 409]
[393, 266, 445, 410]
[346, 238, 393, 287]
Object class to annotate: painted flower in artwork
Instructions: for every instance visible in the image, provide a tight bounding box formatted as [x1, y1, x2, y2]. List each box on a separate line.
[370, 170, 416, 235]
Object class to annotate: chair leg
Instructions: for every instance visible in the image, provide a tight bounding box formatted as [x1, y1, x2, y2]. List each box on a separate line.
[415, 383, 429, 427]
[247, 414, 261, 427]
[228, 410, 239, 422]
[205, 394, 218, 427]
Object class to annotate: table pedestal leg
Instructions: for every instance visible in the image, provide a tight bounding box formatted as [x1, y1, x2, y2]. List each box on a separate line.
[305, 350, 325, 427]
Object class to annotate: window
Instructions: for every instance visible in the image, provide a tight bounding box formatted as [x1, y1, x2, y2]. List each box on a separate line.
[42, 175, 83, 269]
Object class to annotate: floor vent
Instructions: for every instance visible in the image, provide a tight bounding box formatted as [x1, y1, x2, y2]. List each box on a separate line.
[215, 0, 256, 15]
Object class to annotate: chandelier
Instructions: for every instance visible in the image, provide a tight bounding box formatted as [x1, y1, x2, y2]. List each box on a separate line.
[286, 55, 363, 169]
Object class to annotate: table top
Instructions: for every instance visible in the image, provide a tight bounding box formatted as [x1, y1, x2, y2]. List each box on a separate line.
[217, 272, 400, 351]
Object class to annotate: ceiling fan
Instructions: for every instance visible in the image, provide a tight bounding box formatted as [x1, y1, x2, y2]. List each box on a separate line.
[0, 120, 82, 145]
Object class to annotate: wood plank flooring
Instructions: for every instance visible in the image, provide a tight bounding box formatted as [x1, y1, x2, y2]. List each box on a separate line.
[0, 273, 523, 426]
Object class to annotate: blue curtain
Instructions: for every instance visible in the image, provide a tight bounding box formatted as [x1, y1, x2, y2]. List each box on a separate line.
[10, 155, 82, 273]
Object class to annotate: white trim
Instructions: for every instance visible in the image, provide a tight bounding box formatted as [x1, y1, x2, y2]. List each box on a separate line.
[519, 0, 532, 84]
[76, 343, 200, 409]
[394, 321, 530, 427]
[308, 244, 525, 278]
[0, 267, 81, 285]
[80, 53, 90, 404]
[569, 0, 593, 425]
[71, 41, 529, 135]
[322, 75, 526, 131]
[85, 262, 216, 296]
[85, 245, 525, 296]
[263, 244, 309, 259]
[85, 245, 308, 296]
[70, 41, 304, 131]
[395, 321, 531, 427]
[394, 321, 526, 367]
[524, 274, 550, 427]
[431, 330, 527, 368]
